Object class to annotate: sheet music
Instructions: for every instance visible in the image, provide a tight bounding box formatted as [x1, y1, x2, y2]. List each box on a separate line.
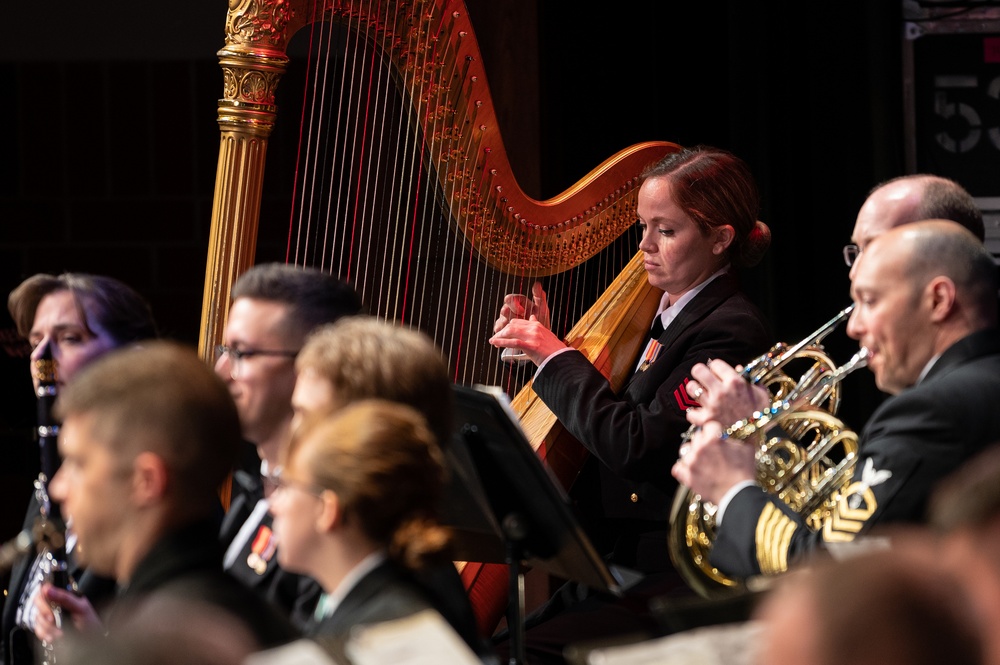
[243, 639, 337, 665]
[581, 621, 764, 665]
[345, 610, 483, 665]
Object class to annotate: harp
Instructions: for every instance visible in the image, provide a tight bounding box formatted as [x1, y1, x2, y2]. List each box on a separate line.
[202, 0, 678, 635]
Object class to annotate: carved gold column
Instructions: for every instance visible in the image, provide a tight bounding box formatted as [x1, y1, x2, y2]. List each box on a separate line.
[199, 0, 313, 361]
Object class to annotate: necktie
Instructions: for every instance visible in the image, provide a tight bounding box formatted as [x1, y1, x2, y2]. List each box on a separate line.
[649, 314, 665, 340]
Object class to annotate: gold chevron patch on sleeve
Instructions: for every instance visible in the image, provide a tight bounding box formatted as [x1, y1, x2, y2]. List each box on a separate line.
[822, 484, 876, 542]
[755, 502, 798, 575]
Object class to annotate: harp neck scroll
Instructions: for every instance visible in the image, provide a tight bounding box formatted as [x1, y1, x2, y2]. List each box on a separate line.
[199, 0, 319, 362]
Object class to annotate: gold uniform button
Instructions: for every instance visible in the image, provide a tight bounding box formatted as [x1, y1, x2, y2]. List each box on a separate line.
[630, 493, 639, 503]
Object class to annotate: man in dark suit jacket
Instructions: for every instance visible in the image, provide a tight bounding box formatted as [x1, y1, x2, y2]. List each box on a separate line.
[30, 343, 299, 651]
[214, 263, 361, 625]
[675, 220, 1000, 580]
[218, 469, 320, 625]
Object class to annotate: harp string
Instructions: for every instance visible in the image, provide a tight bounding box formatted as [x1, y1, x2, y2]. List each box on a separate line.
[294, 9, 335, 268]
[344, 4, 384, 283]
[358, 1, 395, 303]
[321, 11, 359, 276]
[286, 1, 319, 264]
[403, 0, 439, 329]
[396, 2, 421, 326]
[318, 14, 345, 272]
[431, 11, 486, 377]
[408, 2, 472, 367]
[286, 0, 643, 391]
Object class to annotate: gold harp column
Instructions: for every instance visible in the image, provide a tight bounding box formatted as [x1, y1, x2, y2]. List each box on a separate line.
[199, 0, 312, 361]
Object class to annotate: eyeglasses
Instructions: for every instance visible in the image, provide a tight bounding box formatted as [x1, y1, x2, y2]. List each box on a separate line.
[842, 244, 862, 267]
[264, 470, 327, 499]
[215, 345, 298, 379]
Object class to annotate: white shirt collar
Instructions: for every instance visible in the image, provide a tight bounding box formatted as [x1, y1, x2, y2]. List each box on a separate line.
[653, 265, 730, 331]
[916, 352, 942, 385]
[259, 459, 276, 478]
[314, 550, 388, 620]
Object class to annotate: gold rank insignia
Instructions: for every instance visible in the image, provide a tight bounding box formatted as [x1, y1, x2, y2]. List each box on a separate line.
[755, 502, 798, 575]
[822, 458, 890, 542]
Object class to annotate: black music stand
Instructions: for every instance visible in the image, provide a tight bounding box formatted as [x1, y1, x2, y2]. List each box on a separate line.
[450, 384, 621, 665]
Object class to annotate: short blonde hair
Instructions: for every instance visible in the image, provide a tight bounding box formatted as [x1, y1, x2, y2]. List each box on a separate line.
[296, 317, 453, 444]
[290, 399, 452, 570]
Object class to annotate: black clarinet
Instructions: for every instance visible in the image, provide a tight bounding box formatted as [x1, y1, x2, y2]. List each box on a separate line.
[32, 346, 73, 665]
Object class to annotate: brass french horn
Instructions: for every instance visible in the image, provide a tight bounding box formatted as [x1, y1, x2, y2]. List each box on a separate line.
[668, 306, 869, 598]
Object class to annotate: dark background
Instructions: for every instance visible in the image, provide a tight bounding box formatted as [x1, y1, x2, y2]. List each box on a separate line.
[1, 2, 996, 542]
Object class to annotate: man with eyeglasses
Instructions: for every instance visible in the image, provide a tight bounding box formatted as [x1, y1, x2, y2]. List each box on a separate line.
[215, 263, 362, 624]
[675, 176, 988, 577]
[840, 173, 990, 415]
[688, 172, 986, 433]
[691, 173, 986, 426]
[674, 220, 1000, 584]
[843, 174, 984, 279]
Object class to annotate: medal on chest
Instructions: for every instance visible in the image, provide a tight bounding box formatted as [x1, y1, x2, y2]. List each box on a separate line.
[246, 524, 276, 575]
[637, 339, 662, 372]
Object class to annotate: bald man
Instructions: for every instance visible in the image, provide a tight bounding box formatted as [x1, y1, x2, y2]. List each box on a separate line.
[846, 174, 984, 279]
[686, 174, 986, 429]
[673, 220, 1000, 580]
